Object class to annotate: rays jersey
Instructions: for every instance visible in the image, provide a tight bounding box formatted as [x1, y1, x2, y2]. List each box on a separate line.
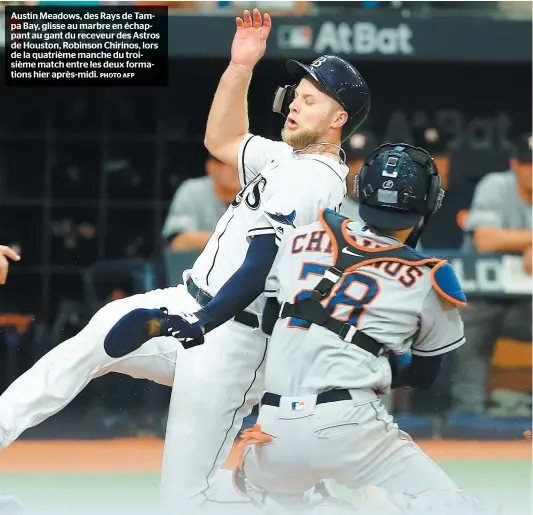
[264, 215, 466, 397]
[186, 134, 349, 315]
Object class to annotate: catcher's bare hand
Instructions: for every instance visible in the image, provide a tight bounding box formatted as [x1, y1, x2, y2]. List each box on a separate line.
[231, 8, 272, 69]
[0, 246, 21, 285]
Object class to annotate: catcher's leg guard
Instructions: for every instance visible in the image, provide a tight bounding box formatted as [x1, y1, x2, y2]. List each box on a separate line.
[233, 447, 290, 513]
[232, 447, 249, 498]
[233, 424, 274, 497]
[312, 480, 335, 500]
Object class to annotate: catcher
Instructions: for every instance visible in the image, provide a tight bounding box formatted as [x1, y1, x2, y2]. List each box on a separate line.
[234, 144, 496, 515]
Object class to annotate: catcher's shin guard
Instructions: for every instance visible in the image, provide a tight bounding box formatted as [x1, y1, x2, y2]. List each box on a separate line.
[232, 448, 249, 498]
[232, 448, 279, 512]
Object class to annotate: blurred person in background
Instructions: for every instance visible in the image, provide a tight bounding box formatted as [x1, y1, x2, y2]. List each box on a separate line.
[162, 153, 240, 251]
[418, 127, 450, 191]
[498, 1, 533, 18]
[0, 246, 20, 285]
[339, 131, 377, 221]
[451, 133, 532, 415]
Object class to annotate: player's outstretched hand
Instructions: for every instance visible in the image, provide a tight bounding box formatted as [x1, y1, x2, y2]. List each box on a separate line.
[164, 312, 205, 349]
[0, 246, 21, 285]
[104, 308, 205, 359]
[231, 8, 272, 69]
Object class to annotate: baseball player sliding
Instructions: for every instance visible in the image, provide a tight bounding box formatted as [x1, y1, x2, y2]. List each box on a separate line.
[230, 144, 496, 515]
[0, 9, 371, 512]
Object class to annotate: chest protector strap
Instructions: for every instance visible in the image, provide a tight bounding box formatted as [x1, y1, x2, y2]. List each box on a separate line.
[279, 209, 443, 356]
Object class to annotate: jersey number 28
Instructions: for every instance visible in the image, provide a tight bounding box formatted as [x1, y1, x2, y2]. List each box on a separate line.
[288, 262, 379, 330]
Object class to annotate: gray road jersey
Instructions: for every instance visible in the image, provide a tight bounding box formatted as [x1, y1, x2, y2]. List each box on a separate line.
[462, 170, 532, 251]
[264, 219, 465, 397]
[162, 177, 228, 239]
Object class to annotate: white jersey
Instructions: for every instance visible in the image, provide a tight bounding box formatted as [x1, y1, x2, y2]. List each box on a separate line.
[186, 134, 349, 315]
[264, 218, 466, 397]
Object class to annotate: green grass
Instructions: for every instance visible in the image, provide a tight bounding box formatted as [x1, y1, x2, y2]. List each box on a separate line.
[1, 461, 530, 514]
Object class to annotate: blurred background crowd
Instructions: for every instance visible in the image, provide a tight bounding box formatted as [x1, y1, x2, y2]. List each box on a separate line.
[0, 0, 531, 442]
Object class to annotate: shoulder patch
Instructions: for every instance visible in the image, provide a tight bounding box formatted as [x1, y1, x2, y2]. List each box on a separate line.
[430, 262, 467, 307]
[265, 210, 296, 227]
[323, 207, 349, 221]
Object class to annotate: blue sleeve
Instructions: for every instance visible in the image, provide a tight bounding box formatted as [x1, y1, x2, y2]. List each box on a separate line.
[197, 234, 278, 333]
[391, 354, 443, 390]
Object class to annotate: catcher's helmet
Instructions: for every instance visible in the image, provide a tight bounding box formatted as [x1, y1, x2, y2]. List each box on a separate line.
[272, 55, 370, 142]
[354, 143, 445, 246]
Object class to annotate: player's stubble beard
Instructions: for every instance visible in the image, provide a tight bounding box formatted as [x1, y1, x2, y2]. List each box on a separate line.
[281, 126, 324, 150]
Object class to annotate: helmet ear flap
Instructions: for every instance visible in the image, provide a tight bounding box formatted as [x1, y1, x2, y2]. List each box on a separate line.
[272, 85, 296, 117]
[354, 153, 374, 203]
[354, 164, 369, 202]
[426, 174, 444, 214]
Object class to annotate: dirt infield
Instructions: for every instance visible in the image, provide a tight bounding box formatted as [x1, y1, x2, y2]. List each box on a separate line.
[0, 439, 530, 474]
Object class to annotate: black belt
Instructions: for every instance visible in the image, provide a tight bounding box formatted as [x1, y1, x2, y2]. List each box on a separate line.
[261, 389, 352, 407]
[279, 301, 384, 357]
[186, 278, 259, 329]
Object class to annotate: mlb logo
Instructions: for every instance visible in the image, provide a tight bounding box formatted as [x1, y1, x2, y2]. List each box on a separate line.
[277, 25, 313, 50]
[291, 401, 305, 411]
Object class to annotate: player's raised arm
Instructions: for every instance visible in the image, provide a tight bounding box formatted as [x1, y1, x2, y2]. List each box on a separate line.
[204, 9, 272, 166]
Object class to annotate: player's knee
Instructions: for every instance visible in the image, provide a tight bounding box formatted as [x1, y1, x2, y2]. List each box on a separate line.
[88, 296, 129, 331]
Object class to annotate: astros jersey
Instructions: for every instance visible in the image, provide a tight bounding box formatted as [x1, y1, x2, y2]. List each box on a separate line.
[264, 219, 466, 397]
[186, 134, 349, 315]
